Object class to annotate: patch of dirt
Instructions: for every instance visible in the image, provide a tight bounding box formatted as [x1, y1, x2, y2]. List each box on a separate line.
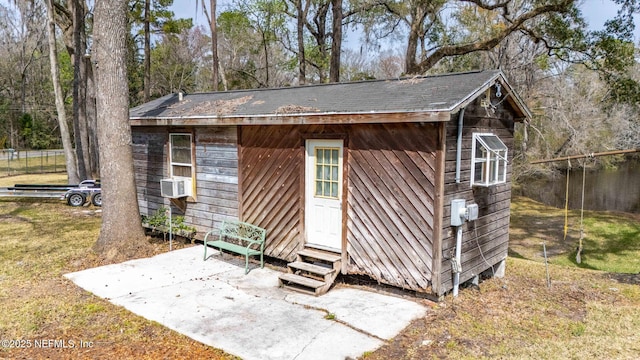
[608, 272, 640, 285]
[88, 235, 194, 268]
[0, 214, 30, 223]
[508, 196, 578, 260]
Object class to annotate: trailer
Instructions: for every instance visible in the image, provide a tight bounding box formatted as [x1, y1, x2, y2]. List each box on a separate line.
[62, 180, 101, 207]
[0, 179, 101, 207]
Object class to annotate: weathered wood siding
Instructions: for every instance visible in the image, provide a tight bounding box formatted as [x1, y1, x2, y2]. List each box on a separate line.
[239, 125, 352, 261]
[132, 127, 166, 217]
[192, 127, 240, 230]
[239, 126, 305, 261]
[132, 126, 239, 236]
[346, 123, 438, 291]
[437, 91, 516, 296]
[240, 123, 439, 290]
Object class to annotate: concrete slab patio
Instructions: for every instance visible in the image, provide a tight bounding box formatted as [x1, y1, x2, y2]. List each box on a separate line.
[64, 246, 428, 360]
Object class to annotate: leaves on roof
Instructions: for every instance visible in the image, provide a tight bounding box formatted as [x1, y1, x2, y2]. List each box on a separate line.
[275, 104, 321, 114]
[179, 95, 254, 117]
[398, 76, 426, 85]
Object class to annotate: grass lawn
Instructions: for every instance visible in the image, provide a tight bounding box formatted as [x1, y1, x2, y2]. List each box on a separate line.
[0, 189, 235, 359]
[510, 196, 640, 273]
[0, 173, 70, 187]
[1, 175, 639, 359]
[368, 196, 640, 359]
[0, 154, 66, 177]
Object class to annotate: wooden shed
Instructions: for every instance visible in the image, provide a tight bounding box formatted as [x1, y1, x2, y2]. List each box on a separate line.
[129, 70, 530, 297]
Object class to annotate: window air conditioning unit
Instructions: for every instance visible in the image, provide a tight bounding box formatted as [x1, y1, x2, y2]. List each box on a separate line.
[160, 178, 192, 198]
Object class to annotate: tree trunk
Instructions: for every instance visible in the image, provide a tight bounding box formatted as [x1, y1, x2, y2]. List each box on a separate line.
[218, 60, 228, 90]
[262, 29, 270, 86]
[93, 0, 147, 259]
[210, 0, 219, 91]
[144, 0, 151, 102]
[78, 42, 92, 178]
[85, 56, 100, 178]
[308, 2, 330, 82]
[71, 0, 87, 180]
[329, 0, 342, 83]
[404, 7, 426, 75]
[296, 0, 307, 85]
[46, 0, 79, 184]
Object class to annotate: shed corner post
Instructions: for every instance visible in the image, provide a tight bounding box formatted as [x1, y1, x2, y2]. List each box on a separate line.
[236, 126, 244, 222]
[431, 121, 447, 296]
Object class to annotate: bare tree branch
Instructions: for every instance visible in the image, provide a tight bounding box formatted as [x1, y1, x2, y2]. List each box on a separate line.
[407, 0, 576, 74]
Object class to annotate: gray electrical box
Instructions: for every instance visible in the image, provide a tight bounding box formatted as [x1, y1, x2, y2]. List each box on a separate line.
[451, 199, 479, 226]
[466, 203, 479, 221]
[451, 199, 466, 226]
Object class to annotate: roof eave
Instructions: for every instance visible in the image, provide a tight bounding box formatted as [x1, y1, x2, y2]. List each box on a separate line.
[130, 110, 452, 126]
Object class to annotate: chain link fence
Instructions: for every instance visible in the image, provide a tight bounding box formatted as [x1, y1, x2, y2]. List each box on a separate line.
[0, 149, 66, 177]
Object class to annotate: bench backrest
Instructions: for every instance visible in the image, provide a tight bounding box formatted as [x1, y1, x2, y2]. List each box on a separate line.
[220, 220, 266, 244]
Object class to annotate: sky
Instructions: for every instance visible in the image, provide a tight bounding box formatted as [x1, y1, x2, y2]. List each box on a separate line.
[170, 0, 640, 45]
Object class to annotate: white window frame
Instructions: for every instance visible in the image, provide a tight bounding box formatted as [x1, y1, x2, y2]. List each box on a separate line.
[313, 146, 341, 200]
[470, 133, 508, 187]
[169, 133, 194, 179]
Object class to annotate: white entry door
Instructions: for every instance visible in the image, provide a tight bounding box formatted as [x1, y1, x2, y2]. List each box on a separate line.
[305, 139, 343, 251]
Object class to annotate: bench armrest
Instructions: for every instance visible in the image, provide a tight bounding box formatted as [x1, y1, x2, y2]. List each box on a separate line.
[203, 228, 221, 243]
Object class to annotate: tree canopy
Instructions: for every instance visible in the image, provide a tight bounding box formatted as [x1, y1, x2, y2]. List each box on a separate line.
[1, 0, 637, 161]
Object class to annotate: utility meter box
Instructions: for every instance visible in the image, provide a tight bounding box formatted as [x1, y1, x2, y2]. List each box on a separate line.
[466, 203, 479, 221]
[451, 200, 479, 226]
[451, 199, 466, 226]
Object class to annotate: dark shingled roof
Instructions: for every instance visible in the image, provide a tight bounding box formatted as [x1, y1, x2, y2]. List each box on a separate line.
[130, 70, 530, 124]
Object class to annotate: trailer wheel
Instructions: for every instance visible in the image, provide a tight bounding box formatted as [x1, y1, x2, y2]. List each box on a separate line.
[91, 193, 102, 207]
[67, 193, 86, 207]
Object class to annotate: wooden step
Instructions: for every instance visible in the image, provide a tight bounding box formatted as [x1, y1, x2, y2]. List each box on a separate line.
[280, 247, 342, 296]
[279, 273, 325, 288]
[279, 273, 326, 295]
[288, 261, 335, 276]
[297, 248, 341, 263]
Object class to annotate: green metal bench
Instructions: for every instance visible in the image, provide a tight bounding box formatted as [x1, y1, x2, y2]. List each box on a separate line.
[203, 220, 267, 274]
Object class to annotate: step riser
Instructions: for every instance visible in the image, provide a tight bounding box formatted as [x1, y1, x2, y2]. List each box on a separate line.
[279, 247, 342, 296]
[297, 257, 340, 271]
[296, 249, 341, 262]
[281, 283, 318, 296]
[290, 269, 329, 283]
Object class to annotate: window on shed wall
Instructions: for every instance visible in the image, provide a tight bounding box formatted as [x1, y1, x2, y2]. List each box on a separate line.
[314, 147, 340, 199]
[169, 133, 194, 179]
[470, 133, 508, 187]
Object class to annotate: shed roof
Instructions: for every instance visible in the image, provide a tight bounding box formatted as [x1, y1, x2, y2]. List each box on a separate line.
[130, 70, 531, 126]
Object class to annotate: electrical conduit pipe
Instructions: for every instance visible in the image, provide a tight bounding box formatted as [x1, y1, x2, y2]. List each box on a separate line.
[455, 108, 465, 184]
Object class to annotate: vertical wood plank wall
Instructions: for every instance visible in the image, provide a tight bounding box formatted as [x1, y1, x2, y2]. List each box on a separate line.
[346, 123, 439, 290]
[132, 126, 239, 235]
[438, 92, 516, 295]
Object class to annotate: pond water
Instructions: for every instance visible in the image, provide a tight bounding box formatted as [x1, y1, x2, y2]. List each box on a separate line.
[517, 161, 640, 214]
